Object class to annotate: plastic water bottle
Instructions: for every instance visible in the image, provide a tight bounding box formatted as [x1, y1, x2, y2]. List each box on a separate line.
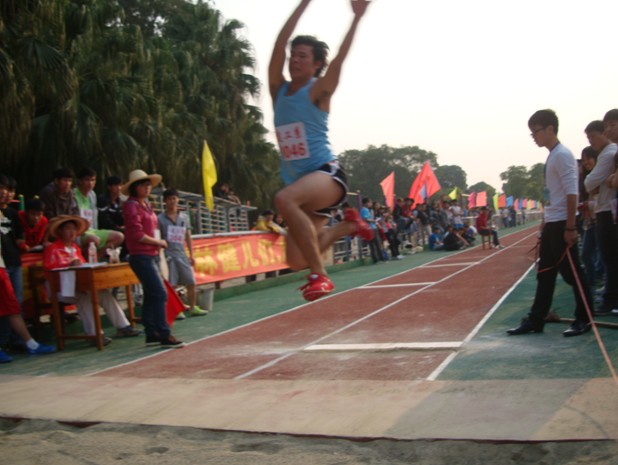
[88, 242, 97, 264]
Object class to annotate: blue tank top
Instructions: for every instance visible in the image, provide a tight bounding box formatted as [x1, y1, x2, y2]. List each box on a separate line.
[273, 79, 335, 184]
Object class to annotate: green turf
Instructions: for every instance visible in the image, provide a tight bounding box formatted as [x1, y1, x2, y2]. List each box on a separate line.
[438, 269, 618, 381]
[10, 221, 611, 383]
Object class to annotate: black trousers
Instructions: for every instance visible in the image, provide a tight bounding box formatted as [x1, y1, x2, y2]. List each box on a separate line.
[595, 211, 618, 306]
[528, 221, 592, 324]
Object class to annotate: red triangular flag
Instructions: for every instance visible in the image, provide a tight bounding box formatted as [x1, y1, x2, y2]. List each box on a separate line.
[380, 172, 395, 209]
[164, 279, 186, 327]
[409, 162, 441, 202]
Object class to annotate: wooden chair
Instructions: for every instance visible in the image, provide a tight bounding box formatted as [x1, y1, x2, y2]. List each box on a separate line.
[27, 266, 75, 338]
[480, 232, 492, 250]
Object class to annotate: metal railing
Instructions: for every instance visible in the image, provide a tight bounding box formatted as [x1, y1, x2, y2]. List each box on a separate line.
[150, 189, 257, 234]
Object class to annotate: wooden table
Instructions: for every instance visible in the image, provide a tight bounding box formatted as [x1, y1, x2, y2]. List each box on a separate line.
[49, 262, 140, 350]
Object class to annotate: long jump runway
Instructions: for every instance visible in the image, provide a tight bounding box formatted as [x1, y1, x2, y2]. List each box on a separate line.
[1, 226, 617, 440]
[99, 229, 537, 382]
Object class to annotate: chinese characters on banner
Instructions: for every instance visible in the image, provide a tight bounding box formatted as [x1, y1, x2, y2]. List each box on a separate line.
[192, 233, 287, 285]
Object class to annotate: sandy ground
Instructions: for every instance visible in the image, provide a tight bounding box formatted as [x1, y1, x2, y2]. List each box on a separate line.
[1, 419, 617, 465]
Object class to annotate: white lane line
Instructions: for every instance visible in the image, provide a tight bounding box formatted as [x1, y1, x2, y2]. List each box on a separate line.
[361, 282, 436, 289]
[426, 260, 537, 381]
[421, 262, 478, 268]
[304, 342, 463, 351]
[235, 231, 538, 380]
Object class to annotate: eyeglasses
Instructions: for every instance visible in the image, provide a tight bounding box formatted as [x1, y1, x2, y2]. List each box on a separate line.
[530, 127, 546, 137]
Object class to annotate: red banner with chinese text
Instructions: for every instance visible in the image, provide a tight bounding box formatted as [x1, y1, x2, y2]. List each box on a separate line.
[193, 233, 287, 285]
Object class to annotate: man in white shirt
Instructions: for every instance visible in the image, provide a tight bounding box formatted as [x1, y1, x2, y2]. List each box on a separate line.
[508, 110, 593, 337]
[583, 120, 618, 315]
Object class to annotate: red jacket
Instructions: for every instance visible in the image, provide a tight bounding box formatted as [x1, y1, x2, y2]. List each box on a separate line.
[18, 210, 48, 251]
[476, 212, 489, 231]
[122, 198, 159, 256]
[43, 239, 85, 270]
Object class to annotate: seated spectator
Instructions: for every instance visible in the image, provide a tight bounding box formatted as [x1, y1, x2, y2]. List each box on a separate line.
[0, 210, 55, 363]
[273, 212, 287, 230]
[462, 220, 477, 244]
[18, 199, 48, 253]
[428, 226, 445, 251]
[157, 188, 207, 318]
[73, 168, 124, 258]
[443, 225, 466, 251]
[43, 215, 140, 345]
[39, 167, 78, 221]
[97, 175, 125, 233]
[475, 206, 504, 249]
[255, 210, 287, 235]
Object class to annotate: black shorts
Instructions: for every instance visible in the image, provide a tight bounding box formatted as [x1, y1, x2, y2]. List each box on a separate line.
[314, 161, 348, 217]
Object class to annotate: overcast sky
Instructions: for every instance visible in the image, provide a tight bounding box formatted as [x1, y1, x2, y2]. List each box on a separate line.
[212, 0, 618, 191]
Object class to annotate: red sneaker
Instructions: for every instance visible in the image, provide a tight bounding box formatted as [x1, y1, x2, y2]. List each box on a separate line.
[343, 207, 374, 241]
[299, 274, 335, 302]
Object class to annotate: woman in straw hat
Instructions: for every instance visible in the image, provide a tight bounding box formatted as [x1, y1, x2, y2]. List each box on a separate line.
[43, 215, 140, 345]
[122, 170, 185, 349]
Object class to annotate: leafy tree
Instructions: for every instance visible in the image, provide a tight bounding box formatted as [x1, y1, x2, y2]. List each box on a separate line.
[500, 165, 529, 198]
[527, 163, 544, 201]
[434, 165, 467, 192]
[500, 164, 544, 200]
[0, 0, 280, 210]
[338, 144, 438, 201]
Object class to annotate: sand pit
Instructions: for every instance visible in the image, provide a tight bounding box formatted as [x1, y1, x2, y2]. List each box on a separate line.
[1, 419, 617, 465]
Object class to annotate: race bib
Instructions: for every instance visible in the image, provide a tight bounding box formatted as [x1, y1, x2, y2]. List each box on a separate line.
[167, 225, 186, 245]
[80, 208, 94, 227]
[276, 122, 310, 161]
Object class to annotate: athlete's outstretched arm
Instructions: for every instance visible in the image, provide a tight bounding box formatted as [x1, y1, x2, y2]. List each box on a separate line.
[313, 0, 370, 103]
[269, 0, 312, 100]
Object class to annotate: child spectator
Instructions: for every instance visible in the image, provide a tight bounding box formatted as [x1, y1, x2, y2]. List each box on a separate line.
[443, 225, 467, 251]
[73, 168, 124, 258]
[39, 167, 78, 220]
[97, 175, 125, 233]
[255, 210, 287, 235]
[462, 220, 477, 244]
[0, 210, 55, 363]
[428, 226, 445, 251]
[157, 188, 207, 318]
[43, 215, 140, 345]
[18, 199, 48, 253]
[381, 211, 402, 259]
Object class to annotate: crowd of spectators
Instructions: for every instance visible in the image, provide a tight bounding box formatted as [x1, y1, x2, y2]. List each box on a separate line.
[314, 195, 514, 261]
[0, 167, 223, 362]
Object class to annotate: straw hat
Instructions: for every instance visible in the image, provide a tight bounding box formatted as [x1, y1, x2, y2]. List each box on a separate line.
[47, 215, 90, 240]
[121, 169, 162, 196]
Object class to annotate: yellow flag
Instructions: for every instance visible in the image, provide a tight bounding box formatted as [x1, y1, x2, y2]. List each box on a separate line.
[202, 140, 218, 210]
[448, 186, 459, 200]
[493, 193, 499, 212]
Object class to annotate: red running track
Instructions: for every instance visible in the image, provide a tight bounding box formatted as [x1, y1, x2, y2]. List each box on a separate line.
[97, 227, 539, 382]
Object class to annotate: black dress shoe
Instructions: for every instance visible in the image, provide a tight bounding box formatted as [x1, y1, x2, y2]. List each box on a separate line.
[563, 320, 591, 337]
[507, 318, 543, 335]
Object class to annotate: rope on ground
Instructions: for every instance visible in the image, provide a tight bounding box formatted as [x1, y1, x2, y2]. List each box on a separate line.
[567, 248, 618, 387]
